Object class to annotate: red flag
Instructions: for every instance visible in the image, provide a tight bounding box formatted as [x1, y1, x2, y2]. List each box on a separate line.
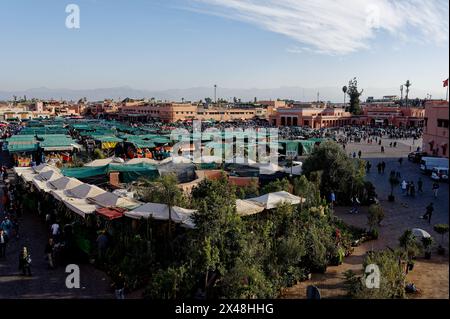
[444, 78, 449, 87]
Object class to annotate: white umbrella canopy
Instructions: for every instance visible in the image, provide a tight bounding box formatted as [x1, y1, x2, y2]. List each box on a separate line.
[248, 191, 305, 210]
[32, 163, 60, 174]
[412, 228, 431, 238]
[124, 203, 196, 227]
[34, 170, 63, 181]
[48, 176, 83, 190]
[88, 192, 141, 210]
[65, 183, 107, 199]
[236, 199, 265, 216]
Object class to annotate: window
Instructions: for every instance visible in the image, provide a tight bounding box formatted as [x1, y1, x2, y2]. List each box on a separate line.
[437, 119, 449, 128]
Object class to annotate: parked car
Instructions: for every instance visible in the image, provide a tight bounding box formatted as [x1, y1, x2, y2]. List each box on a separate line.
[431, 167, 449, 182]
[408, 151, 428, 163]
[420, 157, 449, 174]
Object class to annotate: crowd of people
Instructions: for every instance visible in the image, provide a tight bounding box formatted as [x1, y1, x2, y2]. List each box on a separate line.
[0, 167, 29, 275]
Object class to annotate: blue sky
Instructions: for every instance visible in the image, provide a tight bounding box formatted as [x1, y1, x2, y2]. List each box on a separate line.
[1, 0, 449, 99]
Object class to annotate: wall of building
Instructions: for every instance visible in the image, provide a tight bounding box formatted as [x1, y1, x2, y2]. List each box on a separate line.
[423, 100, 449, 157]
[270, 107, 352, 128]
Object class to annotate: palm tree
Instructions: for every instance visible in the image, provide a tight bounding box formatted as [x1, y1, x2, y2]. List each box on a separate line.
[400, 85, 404, 101]
[405, 80, 412, 107]
[342, 86, 348, 105]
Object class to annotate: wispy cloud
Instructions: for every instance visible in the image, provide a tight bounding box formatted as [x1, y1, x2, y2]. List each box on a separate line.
[190, 0, 449, 55]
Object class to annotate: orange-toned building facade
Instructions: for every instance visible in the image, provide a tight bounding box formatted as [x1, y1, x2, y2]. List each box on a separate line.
[269, 105, 352, 128]
[355, 104, 425, 127]
[422, 100, 449, 157]
[119, 102, 269, 122]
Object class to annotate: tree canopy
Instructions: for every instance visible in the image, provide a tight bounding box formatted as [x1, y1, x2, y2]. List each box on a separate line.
[302, 141, 366, 203]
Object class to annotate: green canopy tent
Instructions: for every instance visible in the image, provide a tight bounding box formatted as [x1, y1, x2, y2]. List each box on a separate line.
[61, 163, 159, 183]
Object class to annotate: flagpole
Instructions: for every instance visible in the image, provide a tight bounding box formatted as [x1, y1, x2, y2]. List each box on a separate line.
[444, 78, 449, 101]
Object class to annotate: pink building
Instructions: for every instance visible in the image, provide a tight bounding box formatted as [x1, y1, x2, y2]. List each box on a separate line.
[423, 100, 449, 157]
[269, 104, 352, 128]
[358, 104, 425, 127]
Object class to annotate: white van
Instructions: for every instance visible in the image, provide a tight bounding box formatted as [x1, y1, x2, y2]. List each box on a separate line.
[420, 157, 449, 174]
[431, 167, 449, 182]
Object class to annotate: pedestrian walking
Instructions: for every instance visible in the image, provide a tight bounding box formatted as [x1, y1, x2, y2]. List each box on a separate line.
[113, 272, 126, 299]
[45, 212, 52, 231]
[381, 161, 386, 174]
[358, 150, 362, 159]
[377, 162, 382, 174]
[432, 182, 440, 199]
[96, 231, 109, 261]
[18, 246, 32, 276]
[398, 158, 403, 165]
[50, 221, 60, 242]
[417, 178, 423, 193]
[406, 182, 411, 196]
[44, 238, 55, 269]
[401, 180, 407, 194]
[350, 196, 360, 214]
[330, 191, 336, 210]
[381, 146, 385, 153]
[0, 217, 13, 238]
[423, 203, 434, 224]
[0, 229, 8, 259]
[410, 182, 415, 197]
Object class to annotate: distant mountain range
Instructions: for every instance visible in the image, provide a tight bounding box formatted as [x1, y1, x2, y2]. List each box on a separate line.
[0, 86, 442, 103]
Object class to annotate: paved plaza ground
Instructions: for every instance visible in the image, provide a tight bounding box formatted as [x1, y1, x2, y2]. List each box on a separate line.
[283, 138, 449, 299]
[0, 169, 112, 299]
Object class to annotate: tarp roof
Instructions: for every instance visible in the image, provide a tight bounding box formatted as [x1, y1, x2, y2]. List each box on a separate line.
[235, 199, 265, 216]
[96, 207, 125, 220]
[84, 157, 125, 167]
[247, 191, 304, 210]
[94, 135, 123, 143]
[32, 171, 64, 192]
[65, 183, 107, 199]
[62, 197, 98, 218]
[126, 158, 160, 165]
[124, 203, 196, 228]
[87, 192, 141, 210]
[48, 176, 84, 191]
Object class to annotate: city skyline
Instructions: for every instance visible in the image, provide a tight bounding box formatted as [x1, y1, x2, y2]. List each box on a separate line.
[1, 0, 449, 99]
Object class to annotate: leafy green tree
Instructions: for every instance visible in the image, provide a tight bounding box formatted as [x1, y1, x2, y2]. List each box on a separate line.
[202, 236, 220, 297]
[260, 178, 290, 195]
[144, 265, 192, 299]
[345, 249, 406, 299]
[399, 229, 421, 259]
[388, 172, 400, 199]
[302, 141, 366, 203]
[190, 176, 245, 295]
[292, 175, 321, 208]
[218, 258, 276, 298]
[347, 77, 364, 115]
[367, 204, 384, 231]
[140, 174, 185, 251]
[433, 224, 449, 246]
